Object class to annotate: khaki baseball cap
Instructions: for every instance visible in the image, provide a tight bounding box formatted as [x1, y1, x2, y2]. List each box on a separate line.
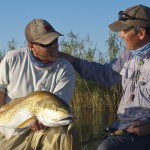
[25, 19, 63, 44]
[109, 4, 150, 32]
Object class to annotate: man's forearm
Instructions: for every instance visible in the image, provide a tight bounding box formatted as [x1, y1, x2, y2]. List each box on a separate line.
[59, 52, 76, 64]
[0, 91, 6, 106]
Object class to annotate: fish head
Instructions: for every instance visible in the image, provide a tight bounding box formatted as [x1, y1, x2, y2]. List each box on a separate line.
[35, 94, 73, 127]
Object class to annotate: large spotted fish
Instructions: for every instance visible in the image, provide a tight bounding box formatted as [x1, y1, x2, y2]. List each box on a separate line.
[0, 91, 73, 140]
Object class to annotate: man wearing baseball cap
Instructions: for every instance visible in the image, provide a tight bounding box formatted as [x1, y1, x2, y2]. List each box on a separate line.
[0, 19, 80, 149]
[59, 4, 150, 149]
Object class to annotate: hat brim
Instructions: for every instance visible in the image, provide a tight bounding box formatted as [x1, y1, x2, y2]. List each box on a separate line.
[35, 31, 63, 44]
[108, 20, 132, 32]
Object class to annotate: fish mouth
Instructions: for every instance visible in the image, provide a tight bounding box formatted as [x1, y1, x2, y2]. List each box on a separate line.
[57, 115, 73, 125]
[59, 117, 73, 121]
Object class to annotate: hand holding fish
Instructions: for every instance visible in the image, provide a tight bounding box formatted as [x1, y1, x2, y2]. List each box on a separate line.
[0, 91, 73, 140]
[30, 120, 46, 131]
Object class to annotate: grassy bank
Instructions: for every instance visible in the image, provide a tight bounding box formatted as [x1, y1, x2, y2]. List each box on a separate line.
[71, 75, 122, 114]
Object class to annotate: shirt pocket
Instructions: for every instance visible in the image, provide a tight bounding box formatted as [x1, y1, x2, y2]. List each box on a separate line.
[138, 68, 150, 86]
[138, 73, 150, 102]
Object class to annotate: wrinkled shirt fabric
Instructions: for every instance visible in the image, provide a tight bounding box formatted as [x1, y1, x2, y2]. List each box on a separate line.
[0, 48, 75, 104]
[73, 43, 150, 129]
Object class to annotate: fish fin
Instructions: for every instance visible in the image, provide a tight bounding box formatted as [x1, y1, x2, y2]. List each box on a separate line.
[67, 118, 77, 134]
[17, 116, 37, 128]
[0, 127, 16, 140]
[67, 122, 75, 134]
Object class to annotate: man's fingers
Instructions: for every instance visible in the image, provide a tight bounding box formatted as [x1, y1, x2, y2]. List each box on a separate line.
[30, 121, 46, 131]
[38, 121, 45, 129]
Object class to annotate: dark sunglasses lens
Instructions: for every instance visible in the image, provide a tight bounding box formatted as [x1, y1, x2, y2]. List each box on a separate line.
[118, 11, 126, 21]
[31, 39, 58, 48]
[43, 39, 58, 47]
[118, 11, 123, 20]
[40, 44, 50, 48]
[36, 43, 49, 48]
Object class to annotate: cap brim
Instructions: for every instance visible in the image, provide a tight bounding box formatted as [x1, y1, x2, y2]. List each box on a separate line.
[35, 31, 63, 44]
[108, 20, 132, 32]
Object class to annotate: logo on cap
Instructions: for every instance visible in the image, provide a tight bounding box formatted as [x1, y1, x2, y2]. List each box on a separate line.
[44, 25, 54, 32]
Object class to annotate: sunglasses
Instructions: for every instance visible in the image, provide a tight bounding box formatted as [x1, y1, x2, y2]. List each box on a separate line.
[31, 38, 58, 48]
[118, 11, 150, 22]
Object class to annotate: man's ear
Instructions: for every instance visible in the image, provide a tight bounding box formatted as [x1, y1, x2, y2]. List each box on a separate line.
[139, 28, 146, 40]
[27, 43, 33, 48]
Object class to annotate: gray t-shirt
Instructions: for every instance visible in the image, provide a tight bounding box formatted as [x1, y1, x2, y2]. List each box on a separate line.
[0, 48, 75, 104]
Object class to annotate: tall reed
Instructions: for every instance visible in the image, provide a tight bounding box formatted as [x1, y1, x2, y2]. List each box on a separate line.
[71, 75, 122, 114]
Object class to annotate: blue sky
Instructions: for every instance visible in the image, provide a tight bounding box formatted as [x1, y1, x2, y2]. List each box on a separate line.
[0, 0, 149, 53]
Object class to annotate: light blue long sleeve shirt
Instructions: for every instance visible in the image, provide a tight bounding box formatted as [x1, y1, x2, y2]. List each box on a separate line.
[73, 45, 150, 129]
